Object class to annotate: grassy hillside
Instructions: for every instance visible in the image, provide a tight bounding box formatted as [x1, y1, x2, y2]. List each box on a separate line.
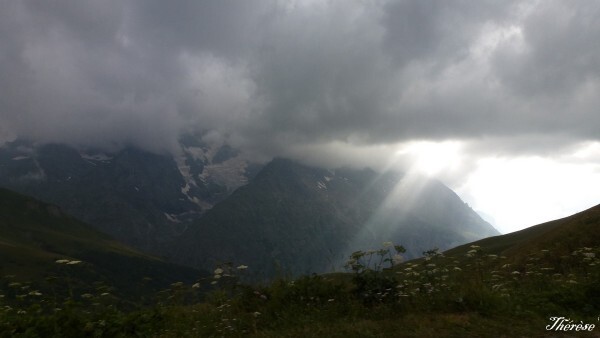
[1, 202, 598, 336]
[448, 204, 600, 253]
[0, 187, 204, 302]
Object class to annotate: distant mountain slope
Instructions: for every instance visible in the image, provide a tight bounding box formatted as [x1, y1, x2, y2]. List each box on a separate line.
[0, 137, 259, 253]
[0, 188, 203, 300]
[174, 158, 498, 279]
[445, 203, 600, 261]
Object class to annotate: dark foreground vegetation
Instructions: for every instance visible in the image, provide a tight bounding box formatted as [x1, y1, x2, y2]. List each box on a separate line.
[1, 240, 598, 337]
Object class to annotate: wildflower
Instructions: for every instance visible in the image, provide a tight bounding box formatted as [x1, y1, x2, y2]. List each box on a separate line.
[327, 298, 335, 302]
[383, 241, 393, 248]
[467, 249, 477, 255]
[470, 245, 480, 249]
[236, 264, 248, 270]
[66, 260, 82, 265]
[214, 274, 222, 279]
[582, 252, 595, 258]
[511, 271, 520, 275]
[453, 267, 462, 271]
[55, 259, 70, 264]
[28, 291, 42, 296]
[81, 293, 93, 299]
[211, 281, 218, 285]
[566, 280, 578, 284]
[392, 254, 404, 264]
[426, 263, 436, 268]
[253, 311, 261, 317]
[192, 283, 201, 288]
[214, 268, 224, 275]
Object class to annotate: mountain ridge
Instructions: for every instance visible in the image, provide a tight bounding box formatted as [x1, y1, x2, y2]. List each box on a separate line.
[173, 158, 498, 279]
[0, 138, 258, 253]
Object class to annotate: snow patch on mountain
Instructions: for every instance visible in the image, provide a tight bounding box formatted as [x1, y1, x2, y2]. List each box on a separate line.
[199, 157, 248, 191]
[79, 152, 113, 162]
[174, 138, 253, 213]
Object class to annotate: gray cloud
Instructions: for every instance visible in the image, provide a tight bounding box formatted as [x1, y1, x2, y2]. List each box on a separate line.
[1, 0, 599, 161]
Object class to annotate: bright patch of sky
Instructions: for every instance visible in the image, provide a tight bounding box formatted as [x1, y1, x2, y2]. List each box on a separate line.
[397, 141, 600, 234]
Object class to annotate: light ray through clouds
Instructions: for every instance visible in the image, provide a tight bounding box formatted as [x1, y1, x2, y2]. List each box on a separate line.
[341, 170, 429, 264]
[344, 146, 448, 258]
[356, 139, 600, 235]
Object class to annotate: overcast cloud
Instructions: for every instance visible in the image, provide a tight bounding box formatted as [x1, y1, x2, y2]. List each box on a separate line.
[1, 0, 599, 232]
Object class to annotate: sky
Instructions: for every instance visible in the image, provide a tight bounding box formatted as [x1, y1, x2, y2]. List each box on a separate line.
[1, 0, 599, 233]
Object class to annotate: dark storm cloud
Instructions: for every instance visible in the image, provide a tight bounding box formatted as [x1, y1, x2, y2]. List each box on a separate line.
[0, 0, 599, 158]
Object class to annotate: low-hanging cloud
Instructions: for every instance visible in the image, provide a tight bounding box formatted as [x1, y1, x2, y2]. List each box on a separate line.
[1, 0, 599, 160]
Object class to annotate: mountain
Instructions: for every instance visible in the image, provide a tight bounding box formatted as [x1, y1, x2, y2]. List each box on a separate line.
[0, 137, 260, 253]
[0, 187, 203, 301]
[173, 158, 499, 279]
[0, 139, 498, 280]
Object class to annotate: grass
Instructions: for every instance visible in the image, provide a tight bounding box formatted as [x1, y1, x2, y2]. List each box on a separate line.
[0, 240, 598, 337]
